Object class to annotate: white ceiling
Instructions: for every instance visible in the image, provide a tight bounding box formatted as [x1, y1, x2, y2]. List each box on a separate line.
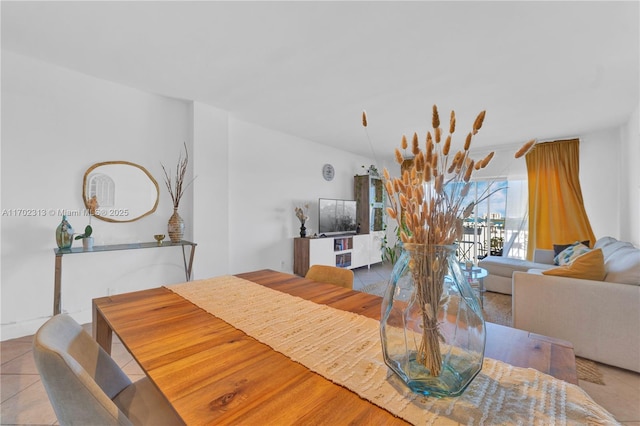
[2, 1, 638, 162]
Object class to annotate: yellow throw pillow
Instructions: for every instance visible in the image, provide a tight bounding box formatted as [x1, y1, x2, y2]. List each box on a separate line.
[543, 248, 606, 281]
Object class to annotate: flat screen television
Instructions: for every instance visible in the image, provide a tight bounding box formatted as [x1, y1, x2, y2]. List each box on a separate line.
[318, 198, 358, 235]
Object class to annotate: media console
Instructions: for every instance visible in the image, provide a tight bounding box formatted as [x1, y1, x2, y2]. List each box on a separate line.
[293, 232, 383, 276]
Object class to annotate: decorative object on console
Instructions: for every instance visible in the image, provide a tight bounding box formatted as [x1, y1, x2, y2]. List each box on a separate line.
[75, 227, 94, 250]
[360, 164, 380, 178]
[55, 215, 74, 249]
[154, 234, 166, 245]
[295, 204, 309, 238]
[167, 209, 184, 243]
[162, 142, 195, 243]
[373, 105, 536, 396]
[75, 195, 97, 250]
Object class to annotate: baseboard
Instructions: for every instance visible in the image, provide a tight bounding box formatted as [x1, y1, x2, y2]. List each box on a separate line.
[1, 309, 93, 341]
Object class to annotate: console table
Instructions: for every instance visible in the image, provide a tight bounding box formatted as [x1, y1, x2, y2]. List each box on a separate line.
[53, 240, 196, 315]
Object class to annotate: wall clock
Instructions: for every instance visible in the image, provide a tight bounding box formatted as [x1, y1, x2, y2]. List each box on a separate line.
[322, 164, 335, 181]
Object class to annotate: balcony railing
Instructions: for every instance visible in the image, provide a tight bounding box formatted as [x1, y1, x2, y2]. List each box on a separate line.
[456, 223, 507, 263]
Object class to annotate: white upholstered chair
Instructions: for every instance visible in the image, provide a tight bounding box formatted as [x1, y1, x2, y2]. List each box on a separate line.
[33, 314, 183, 426]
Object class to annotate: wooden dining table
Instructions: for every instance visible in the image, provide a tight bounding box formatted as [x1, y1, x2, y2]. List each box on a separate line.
[92, 269, 578, 425]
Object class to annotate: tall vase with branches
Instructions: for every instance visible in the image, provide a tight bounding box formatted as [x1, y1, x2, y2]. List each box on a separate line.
[162, 142, 196, 243]
[368, 105, 535, 396]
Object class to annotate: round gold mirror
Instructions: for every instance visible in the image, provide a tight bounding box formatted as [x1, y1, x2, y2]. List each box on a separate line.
[82, 161, 159, 223]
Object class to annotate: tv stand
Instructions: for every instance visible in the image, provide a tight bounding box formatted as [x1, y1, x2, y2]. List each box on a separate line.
[293, 233, 383, 276]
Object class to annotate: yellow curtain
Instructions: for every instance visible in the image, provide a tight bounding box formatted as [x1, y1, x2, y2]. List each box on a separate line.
[526, 139, 596, 259]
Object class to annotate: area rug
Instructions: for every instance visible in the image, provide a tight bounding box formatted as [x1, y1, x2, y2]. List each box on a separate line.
[359, 280, 605, 385]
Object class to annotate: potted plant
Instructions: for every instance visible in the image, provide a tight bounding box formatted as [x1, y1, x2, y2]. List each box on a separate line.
[74, 224, 94, 250]
[490, 236, 504, 256]
[75, 196, 97, 250]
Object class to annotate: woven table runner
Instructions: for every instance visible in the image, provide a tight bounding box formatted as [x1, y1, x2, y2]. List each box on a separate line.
[167, 276, 618, 425]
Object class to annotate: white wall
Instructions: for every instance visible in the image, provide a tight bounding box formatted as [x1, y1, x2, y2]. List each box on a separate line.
[580, 127, 623, 240]
[0, 51, 374, 339]
[1, 51, 194, 338]
[621, 104, 640, 246]
[1, 49, 636, 340]
[226, 118, 372, 274]
[192, 102, 230, 279]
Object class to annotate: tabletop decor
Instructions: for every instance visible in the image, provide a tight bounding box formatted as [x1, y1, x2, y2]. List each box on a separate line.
[295, 204, 309, 237]
[162, 143, 195, 243]
[75, 195, 97, 250]
[368, 105, 536, 396]
[55, 215, 74, 249]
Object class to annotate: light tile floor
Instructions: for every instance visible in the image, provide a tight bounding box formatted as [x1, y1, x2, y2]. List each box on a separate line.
[1, 264, 638, 425]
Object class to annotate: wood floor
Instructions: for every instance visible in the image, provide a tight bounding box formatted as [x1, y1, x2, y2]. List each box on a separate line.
[2, 263, 639, 425]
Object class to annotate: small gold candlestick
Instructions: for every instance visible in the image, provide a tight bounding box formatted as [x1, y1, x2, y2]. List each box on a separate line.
[154, 234, 165, 245]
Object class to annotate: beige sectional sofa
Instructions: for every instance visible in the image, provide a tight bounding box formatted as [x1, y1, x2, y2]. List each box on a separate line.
[478, 251, 555, 294]
[512, 236, 640, 372]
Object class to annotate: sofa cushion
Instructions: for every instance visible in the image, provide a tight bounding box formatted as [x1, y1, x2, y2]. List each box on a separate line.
[479, 256, 554, 277]
[603, 245, 640, 285]
[533, 249, 555, 265]
[543, 248, 606, 281]
[554, 242, 591, 266]
[594, 236, 616, 248]
[598, 240, 635, 262]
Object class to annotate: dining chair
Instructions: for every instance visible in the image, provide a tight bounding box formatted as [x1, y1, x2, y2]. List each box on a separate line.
[305, 264, 354, 289]
[33, 314, 183, 426]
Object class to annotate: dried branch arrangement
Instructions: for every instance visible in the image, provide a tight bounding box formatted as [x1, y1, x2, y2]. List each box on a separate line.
[372, 105, 535, 246]
[295, 204, 309, 225]
[363, 105, 535, 375]
[162, 142, 196, 209]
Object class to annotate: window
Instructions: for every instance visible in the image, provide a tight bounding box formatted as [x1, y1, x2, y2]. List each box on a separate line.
[450, 179, 528, 263]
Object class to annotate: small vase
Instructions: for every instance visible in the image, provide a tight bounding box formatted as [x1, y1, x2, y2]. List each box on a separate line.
[55, 215, 74, 249]
[168, 208, 185, 243]
[380, 243, 485, 397]
[299, 223, 307, 238]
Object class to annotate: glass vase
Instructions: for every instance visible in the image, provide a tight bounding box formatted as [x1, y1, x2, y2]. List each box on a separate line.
[380, 243, 485, 397]
[55, 215, 74, 249]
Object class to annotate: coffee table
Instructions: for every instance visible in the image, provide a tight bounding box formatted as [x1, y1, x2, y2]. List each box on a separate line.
[461, 264, 488, 306]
